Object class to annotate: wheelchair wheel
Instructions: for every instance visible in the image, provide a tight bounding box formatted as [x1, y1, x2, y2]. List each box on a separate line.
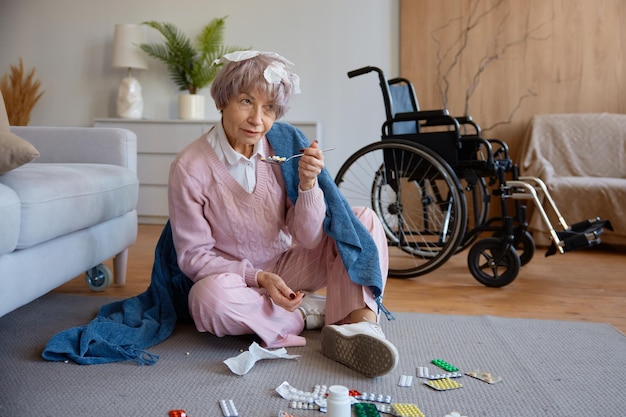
[335, 139, 467, 278]
[467, 238, 520, 287]
[492, 229, 535, 266]
[85, 263, 112, 292]
[457, 174, 490, 252]
[514, 230, 535, 266]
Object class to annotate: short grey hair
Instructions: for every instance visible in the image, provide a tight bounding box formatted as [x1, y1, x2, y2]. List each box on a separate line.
[210, 54, 297, 120]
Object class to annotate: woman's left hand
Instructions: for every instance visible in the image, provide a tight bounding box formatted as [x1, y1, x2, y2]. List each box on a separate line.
[257, 270, 304, 311]
[298, 141, 324, 191]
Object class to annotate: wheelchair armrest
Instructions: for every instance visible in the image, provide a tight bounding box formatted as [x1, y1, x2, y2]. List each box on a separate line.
[454, 116, 473, 124]
[488, 138, 510, 160]
[454, 116, 481, 135]
[385, 111, 460, 135]
[460, 135, 495, 165]
[392, 111, 461, 134]
[393, 109, 450, 122]
[394, 109, 450, 120]
[383, 111, 461, 141]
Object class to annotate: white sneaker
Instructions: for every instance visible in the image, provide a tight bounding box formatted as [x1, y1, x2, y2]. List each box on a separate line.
[321, 321, 399, 377]
[298, 293, 326, 330]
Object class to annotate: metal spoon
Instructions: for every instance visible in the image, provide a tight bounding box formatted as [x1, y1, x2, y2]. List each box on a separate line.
[261, 147, 335, 165]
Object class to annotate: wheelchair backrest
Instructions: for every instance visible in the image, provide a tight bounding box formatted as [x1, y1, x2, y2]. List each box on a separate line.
[388, 79, 420, 135]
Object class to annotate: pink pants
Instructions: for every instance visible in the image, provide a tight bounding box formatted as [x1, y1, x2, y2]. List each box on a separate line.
[188, 206, 389, 348]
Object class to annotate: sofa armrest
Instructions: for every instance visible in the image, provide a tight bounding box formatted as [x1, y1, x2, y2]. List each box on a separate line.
[10, 126, 137, 173]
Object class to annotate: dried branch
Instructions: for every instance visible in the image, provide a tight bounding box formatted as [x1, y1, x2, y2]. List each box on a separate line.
[429, 0, 554, 132]
[0, 58, 44, 126]
[432, 0, 505, 108]
[464, 14, 552, 115]
[482, 89, 537, 133]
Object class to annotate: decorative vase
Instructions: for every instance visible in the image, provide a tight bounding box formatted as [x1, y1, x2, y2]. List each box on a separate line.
[178, 94, 205, 120]
[116, 76, 144, 119]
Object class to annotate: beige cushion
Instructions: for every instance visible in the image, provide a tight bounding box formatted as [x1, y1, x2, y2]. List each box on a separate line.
[0, 90, 40, 174]
[0, 130, 40, 174]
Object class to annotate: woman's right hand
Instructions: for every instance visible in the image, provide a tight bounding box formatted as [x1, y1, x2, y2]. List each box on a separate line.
[256, 271, 304, 311]
[298, 141, 324, 191]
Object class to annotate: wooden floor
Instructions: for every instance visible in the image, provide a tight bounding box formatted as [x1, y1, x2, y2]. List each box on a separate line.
[55, 224, 626, 333]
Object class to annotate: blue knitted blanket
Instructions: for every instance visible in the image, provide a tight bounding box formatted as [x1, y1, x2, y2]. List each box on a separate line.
[42, 122, 383, 365]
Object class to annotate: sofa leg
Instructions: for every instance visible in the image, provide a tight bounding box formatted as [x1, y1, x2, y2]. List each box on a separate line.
[113, 248, 129, 285]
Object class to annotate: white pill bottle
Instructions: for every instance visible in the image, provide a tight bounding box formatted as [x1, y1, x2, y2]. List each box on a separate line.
[326, 385, 351, 417]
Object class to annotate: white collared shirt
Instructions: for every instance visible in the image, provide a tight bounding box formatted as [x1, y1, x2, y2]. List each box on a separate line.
[206, 122, 266, 193]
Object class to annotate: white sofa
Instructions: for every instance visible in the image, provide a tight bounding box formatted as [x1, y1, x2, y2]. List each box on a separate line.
[519, 113, 626, 247]
[0, 126, 139, 317]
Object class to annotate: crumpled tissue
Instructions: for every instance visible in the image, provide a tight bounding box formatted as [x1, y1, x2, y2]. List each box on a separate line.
[223, 342, 300, 375]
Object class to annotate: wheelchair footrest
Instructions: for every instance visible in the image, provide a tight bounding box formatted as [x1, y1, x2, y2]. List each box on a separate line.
[545, 218, 613, 257]
[568, 217, 614, 233]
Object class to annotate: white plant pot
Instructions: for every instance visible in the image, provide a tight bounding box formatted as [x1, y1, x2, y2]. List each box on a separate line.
[178, 94, 205, 120]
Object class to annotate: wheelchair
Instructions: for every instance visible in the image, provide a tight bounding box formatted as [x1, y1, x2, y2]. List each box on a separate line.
[334, 66, 612, 287]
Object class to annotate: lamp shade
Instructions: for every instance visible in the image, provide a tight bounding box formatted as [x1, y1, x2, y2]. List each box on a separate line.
[112, 24, 148, 70]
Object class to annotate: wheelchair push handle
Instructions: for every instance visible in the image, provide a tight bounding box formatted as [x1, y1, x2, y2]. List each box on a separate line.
[347, 66, 384, 79]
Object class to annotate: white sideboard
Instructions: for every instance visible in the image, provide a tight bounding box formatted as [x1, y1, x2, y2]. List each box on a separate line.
[94, 118, 321, 224]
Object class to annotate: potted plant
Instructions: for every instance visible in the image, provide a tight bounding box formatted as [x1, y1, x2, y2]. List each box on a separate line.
[139, 17, 246, 119]
[0, 58, 44, 126]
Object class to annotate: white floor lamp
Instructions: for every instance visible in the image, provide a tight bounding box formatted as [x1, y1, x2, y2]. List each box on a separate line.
[112, 24, 148, 119]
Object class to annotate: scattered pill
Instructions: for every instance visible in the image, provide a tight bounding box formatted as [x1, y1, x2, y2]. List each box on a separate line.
[444, 412, 468, 417]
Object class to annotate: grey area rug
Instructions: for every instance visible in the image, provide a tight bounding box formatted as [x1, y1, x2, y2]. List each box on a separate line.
[1, 293, 625, 417]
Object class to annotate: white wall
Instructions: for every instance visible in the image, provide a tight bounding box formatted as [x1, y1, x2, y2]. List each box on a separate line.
[0, 0, 398, 176]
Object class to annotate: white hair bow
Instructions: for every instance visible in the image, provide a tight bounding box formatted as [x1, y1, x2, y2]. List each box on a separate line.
[213, 50, 301, 94]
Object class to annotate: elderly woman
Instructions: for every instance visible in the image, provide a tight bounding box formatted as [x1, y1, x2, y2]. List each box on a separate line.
[167, 51, 398, 377]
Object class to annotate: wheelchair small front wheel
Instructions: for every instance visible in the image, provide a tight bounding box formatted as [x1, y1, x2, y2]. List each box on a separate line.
[492, 229, 535, 266]
[515, 230, 535, 266]
[468, 238, 520, 287]
[85, 263, 112, 292]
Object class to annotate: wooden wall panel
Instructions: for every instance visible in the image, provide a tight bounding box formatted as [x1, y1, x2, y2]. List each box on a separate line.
[400, 0, 626, 162]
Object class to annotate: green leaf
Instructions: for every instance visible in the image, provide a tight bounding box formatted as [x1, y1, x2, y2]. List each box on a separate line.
[139, 17, 249, 94]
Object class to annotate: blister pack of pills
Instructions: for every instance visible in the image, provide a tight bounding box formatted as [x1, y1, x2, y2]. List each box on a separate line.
[391, 403, 426, 417]
[465, 369, 502, 384]
[288, 400, 319, 410]
[219, 399, 238, 417]
[275, 381, 327, 403]
[354, 392, 393, 404]
[417, 366, 463, 380]
[431, 359, 459, 372]
[398, 374, 414, 387]
[354, 402, 381, 417]
[424, 377, 463, 391]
